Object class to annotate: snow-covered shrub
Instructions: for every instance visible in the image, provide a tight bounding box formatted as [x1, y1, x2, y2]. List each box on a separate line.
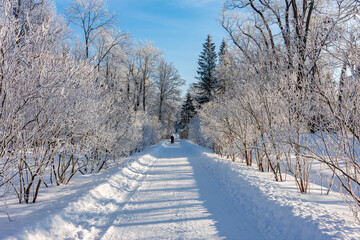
[141, 115, 162, 147]
[188, 115, 210, 148]
[189, 0, 360, 220]
[0, 0, 182, 204]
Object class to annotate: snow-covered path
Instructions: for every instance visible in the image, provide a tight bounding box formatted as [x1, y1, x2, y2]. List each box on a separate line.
[2, 139, 360, 239]
[102, 140, 263, 240]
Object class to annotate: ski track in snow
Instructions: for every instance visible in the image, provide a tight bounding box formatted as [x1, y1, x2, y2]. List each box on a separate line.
[1, 139, 360, 239]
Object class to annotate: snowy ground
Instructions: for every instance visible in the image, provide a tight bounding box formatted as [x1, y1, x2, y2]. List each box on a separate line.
[1, 138, 360, 239]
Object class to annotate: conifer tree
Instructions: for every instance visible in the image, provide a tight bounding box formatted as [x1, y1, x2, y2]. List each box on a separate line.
[218, 39, 228, 66]
[180, 93, 196, 129]
[217, 38, 230, 94]
[194, 34, 217, 106]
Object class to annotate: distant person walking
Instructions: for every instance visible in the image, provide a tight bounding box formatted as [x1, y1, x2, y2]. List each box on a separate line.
[170, 135, 175, 144]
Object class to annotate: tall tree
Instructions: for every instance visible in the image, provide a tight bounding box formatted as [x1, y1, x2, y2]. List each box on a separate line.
[180, 93, 196, 129]
[66, 0, 115, 60]
[136, 41, 161, 112]
[217, 38, 230, 94]
[194, 34, 217, 106]
[155, 58, 184, 122]
[218, 39, 228, 65]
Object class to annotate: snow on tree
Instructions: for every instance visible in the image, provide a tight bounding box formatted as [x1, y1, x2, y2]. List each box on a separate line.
[153, 58, 185, 137]
[0, 0, 182, 207]
[180, 93, 196, 130]
[66, 0, 115, 60]
[0, 0, 76, 204]
[187, 0, 360, 221]
[194, 34, 218, 106]
[135, 41, 161, 112]
[216, 38, 231, 94]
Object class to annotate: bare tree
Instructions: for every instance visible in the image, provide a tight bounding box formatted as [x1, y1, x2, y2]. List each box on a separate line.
[136, 41, 161, 112]
[0, 0, 182, 207]
[66, 0, 115, 60]
[154, 58, 184, 122]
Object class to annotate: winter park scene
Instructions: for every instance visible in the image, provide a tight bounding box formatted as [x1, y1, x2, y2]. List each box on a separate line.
[1, 0, 360, 239]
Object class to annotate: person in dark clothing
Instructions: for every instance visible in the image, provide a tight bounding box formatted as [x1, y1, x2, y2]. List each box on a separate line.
[170, 135, 175, 144]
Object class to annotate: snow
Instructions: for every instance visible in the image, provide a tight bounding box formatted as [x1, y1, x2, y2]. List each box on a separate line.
[1, 138, 360, 239]
[196, 146, 360, 239]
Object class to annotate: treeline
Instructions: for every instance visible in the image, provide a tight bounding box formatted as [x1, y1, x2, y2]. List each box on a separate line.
[183, 0, 360, 220]
[0, 0, 183, 205]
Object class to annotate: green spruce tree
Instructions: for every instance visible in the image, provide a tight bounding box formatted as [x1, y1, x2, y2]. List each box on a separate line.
[180, 93, 196, 129]
[194, 34, 217, 106]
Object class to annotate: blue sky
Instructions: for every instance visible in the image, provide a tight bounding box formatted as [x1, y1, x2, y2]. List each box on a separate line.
[54, 0, 227, 93]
